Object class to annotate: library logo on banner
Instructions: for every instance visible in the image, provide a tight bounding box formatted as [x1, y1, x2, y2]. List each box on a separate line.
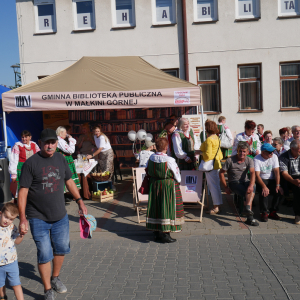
[174, 91, 190, 105]
[15, 95, 32, 108]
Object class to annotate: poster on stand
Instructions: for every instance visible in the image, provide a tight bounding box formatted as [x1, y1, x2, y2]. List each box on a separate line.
[182, 113, 207, 145]
[180, 170, 203, 203]
[135, 167, 148, 202]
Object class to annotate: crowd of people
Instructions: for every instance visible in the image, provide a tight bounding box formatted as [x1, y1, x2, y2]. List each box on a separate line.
[2, 118, 300, 299]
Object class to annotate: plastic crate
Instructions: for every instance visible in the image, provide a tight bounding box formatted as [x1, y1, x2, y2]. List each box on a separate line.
[92, 181, 113, 193]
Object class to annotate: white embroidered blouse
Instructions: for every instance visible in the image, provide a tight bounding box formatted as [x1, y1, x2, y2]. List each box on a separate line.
[147, 152, 181, 183]
[232, 132, 262, 156]
[8, 141, 40, 179]
[172, 127, 200, 160]
[57, 136, 77, 154]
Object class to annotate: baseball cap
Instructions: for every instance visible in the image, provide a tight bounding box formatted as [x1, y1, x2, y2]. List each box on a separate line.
[261, 143, 275, 152]
[40, 128, 58, 142]
[145, 140, 155, 148]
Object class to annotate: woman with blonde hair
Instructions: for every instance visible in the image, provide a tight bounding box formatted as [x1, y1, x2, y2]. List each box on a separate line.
[172, 118, 200, 170]
[199, 120, 223, 215]
[87, 126, 114, 180]
[77, 123, 95, 155]
[56, 126, 81, 190]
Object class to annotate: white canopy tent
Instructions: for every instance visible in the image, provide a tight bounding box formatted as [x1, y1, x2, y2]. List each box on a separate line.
[2, 56, 204, 147]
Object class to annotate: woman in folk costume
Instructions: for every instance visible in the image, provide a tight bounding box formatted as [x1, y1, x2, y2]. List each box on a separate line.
[9, 130, 40, 197]
[56, 126, 81, 190]
[217, 116, 233, 159]
[172, 118, 200, 170]
[146, 137, 184, 243]
[232, 120, 261, 158]
[87, 126, 114, 180]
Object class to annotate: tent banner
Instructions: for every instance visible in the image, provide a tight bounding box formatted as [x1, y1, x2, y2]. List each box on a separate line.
[2, 87, 201, 112]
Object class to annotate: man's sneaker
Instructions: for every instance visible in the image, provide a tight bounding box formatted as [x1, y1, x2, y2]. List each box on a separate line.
[269, 211, 281, 220]
[261, 212, 268, 222]
[45, 289, 55, 300]
[51, 276, 67, 293]
[295, 216, 300, 225]
[245, 219, 259, 226]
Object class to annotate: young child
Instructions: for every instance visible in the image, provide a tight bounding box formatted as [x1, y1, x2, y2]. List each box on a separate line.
[0, 203, 24, 300]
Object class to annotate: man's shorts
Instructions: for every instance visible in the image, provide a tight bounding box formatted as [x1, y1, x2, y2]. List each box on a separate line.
[29, 213, 70, 264]
[0, 260, 21, 287]
[229, 181, 256, 198]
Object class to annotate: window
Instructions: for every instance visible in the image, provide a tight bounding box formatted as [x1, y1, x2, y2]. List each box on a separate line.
[72, 0, 95, 30]
[34, 0, 56, 34]
[193, 0, 218, 22]
[238, 64, 262, 111]
[278, 0, 300, 17]
[280, 62, 300, 109]
[197, 67, 220, 113]
[112, 0, 136, 28]
[162, 69, 179, 78]
[235, 0, 260, 19]
[38, 75, 49, 79]
[152, 0, 176, 25]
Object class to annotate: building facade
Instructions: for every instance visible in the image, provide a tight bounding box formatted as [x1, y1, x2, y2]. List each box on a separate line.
[16, 0, 300, 135]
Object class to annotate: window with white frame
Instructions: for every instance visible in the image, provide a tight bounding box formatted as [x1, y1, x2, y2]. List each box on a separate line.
[278, 0, 300, 17]
[162, 69, 179, 78]
[235, 0, 260, 19]
[238, 64, 262, 111]
[72, 0, 95, 30]
[193, 0, 218, 22]
[112, 0, 136, 28]
[197, 67, 220, 113]
[34, 0, 56, 33]
[280, 62, 300, 109]
[152, 0, 176, 25]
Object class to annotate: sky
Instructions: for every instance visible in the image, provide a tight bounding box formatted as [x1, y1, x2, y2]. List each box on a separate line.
[0, 0, 20, 88]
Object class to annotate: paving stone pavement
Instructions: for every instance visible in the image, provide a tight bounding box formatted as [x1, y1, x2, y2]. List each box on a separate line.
[6, 173, 300, 299]
[6, 234, 300, 300]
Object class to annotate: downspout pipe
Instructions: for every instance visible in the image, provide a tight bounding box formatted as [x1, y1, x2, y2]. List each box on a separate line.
[181, 0, 189, 82]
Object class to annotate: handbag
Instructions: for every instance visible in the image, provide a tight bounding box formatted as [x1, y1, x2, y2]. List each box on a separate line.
[198, 138, 221, 172]
[139, 171, 150, 195]
[219, 125, 232, 149]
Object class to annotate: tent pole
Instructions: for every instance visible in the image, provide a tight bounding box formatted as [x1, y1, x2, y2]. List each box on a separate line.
[3, 111, 7, 150]
[200, 104, 205, 142]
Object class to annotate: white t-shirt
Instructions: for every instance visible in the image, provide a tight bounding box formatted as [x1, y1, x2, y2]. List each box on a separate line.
[139, 150, 153, 167]
[254, 154, 279, 180]
[94, 135, 111, 152]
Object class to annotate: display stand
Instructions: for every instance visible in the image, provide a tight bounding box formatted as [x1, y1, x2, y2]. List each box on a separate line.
[132, 168, 208, 223]
[132, 167, 148, 223]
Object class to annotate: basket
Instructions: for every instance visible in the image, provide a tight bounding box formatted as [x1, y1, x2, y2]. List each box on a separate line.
[91, 174, 110, 182]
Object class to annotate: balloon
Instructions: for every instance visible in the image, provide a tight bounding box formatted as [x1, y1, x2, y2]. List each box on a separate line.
[146, 133, 153, 140]
[137, 129, 147, 141]
[128, 130, 137, 142]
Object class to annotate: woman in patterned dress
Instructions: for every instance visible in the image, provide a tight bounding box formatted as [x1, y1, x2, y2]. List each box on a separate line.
[172, 118, 200, 170]
[9, 130, 40, 198]
[146, 137, 184, 243]
[56, 126, 81, 191]
[87, 126, 114, 180]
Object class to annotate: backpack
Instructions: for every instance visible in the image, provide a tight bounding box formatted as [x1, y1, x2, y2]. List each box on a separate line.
[219, 125, 232, 149]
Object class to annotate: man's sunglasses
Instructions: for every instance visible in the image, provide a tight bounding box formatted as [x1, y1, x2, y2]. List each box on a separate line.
[266, 151, 274, 155]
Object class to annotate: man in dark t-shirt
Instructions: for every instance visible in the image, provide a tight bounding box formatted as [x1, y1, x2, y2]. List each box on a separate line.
[18, 129, 87, 300]
[219, 141, 259, 226]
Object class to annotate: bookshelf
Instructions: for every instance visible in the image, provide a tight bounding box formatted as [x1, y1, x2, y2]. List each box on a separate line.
[69, 107, 198, 167]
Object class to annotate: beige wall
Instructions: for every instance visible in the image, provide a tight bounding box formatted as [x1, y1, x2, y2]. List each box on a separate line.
[16, 0, 300, 135]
